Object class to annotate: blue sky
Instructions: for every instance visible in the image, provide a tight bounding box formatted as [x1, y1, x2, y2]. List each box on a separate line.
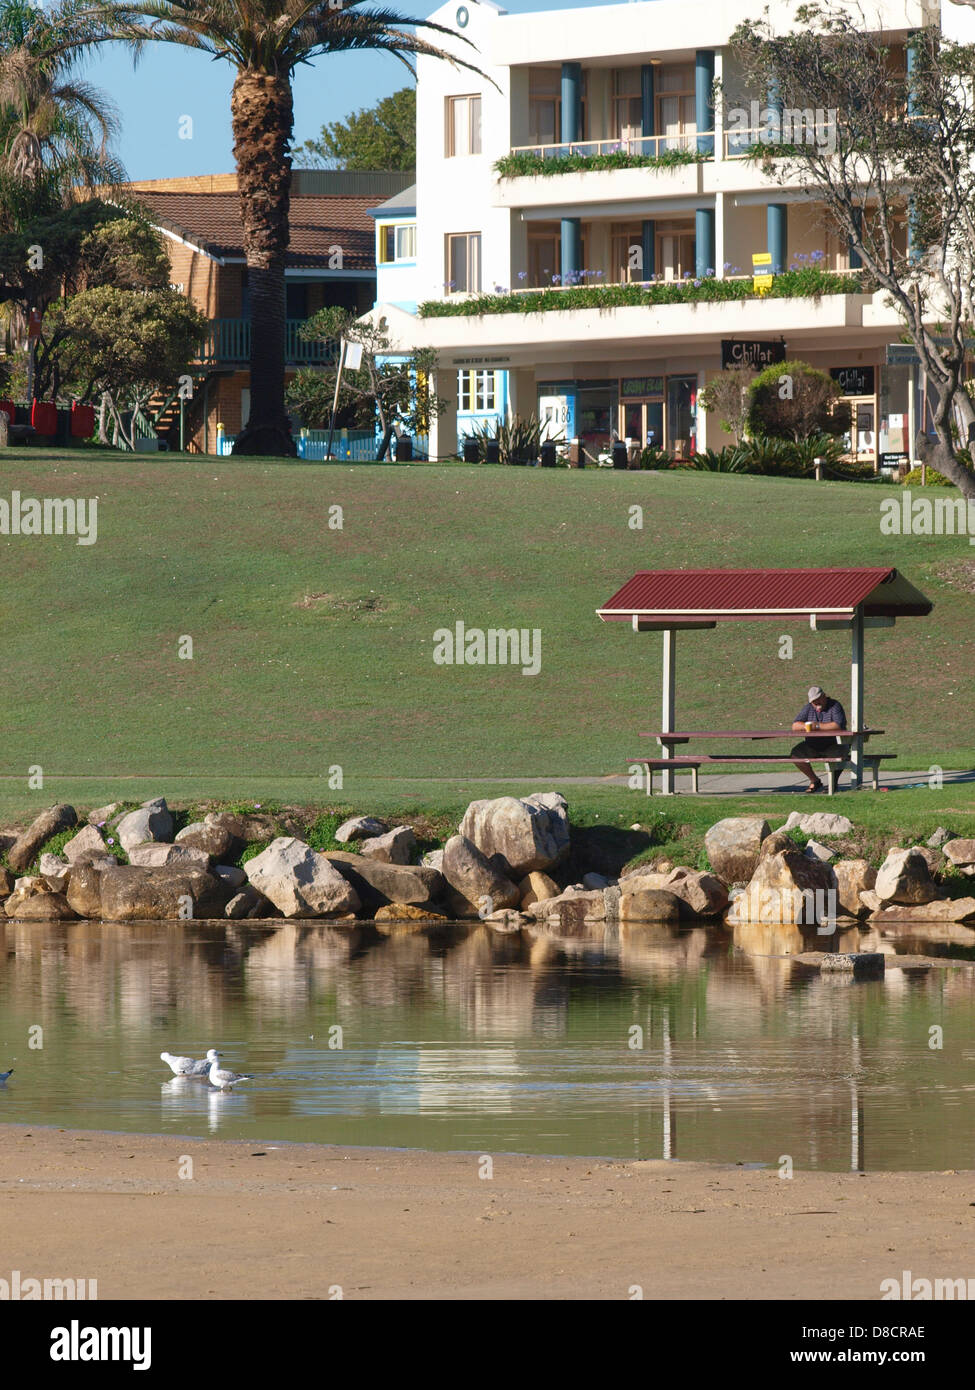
[79, 0, 614, 180]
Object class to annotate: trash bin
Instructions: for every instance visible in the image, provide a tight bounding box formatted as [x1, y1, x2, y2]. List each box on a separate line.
[485, 439, 500, 464]
[394, 435, 413, 461]
[463, 437, 480, 463]
[612, 441, 628, 469]
[540, 441, 557, 467]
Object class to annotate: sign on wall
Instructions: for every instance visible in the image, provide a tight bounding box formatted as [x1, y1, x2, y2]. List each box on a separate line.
[720, 339, 786, 370]
[831, 365, 875, 396]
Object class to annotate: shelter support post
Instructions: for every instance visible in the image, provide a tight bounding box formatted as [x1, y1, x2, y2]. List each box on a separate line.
[661, 628, 676, 795]
[850, 608, 865, 789]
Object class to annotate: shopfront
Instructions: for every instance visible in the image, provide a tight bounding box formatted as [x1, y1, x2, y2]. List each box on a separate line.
[538, 373, 699, 460]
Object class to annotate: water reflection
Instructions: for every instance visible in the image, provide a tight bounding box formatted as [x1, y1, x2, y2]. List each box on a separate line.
[0, 916, 973, 1170]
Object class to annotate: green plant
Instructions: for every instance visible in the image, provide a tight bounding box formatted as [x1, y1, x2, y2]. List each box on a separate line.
[240, 840, 271, 865]
[688, 446, 749, 472]
[746, 360, 851, 442]
[902, 465, 955, 486]
[305, 810, 349, 853]
[636, 444, 674, 470]
[468, 413, 546, 465]
[494, 147, 706, 178]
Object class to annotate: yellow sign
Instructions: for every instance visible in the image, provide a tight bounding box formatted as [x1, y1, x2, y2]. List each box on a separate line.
[752, 252, 774, 294]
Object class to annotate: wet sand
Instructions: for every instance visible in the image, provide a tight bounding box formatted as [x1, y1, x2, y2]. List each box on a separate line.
[1, 1124, 973, 1300]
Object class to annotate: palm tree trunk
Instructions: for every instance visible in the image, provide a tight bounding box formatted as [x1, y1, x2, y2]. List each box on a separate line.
[230, 69, 296, 457]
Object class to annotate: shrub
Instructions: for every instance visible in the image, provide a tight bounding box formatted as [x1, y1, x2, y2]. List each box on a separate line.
[494, 148, 706, 178]
[746, 360, 851, 441]
[902, 466, 955, 486]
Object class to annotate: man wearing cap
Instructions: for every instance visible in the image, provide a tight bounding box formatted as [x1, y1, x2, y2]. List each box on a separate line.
[791, 686, 848, 793]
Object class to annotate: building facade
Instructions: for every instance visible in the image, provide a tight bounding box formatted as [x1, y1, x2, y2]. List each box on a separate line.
[366, 0, 975, 465]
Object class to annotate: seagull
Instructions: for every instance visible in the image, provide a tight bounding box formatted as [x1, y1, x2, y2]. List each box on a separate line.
[205, 1049, 251, 1091]
[160, 1051, 211, 1077]
[0, 1068, 11, 1084]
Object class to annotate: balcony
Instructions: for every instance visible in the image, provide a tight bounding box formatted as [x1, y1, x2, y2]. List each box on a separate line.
[197, 319, 338, 367]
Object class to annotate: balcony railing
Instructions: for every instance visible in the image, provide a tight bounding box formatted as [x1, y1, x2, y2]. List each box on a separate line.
[508, 131, 710, 162]
[197, 319, 338, 366]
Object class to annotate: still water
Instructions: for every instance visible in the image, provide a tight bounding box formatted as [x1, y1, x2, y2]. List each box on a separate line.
[1, 916, 974, 1171]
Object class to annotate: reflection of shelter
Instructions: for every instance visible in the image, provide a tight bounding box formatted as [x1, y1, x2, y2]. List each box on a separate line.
[597, 567, 933, 794]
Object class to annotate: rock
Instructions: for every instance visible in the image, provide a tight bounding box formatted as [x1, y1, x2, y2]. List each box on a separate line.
[663, 867, 729, 917]
[582, 872, 610, 890]
[519, 871, 561, 908]
[244, 838, 360, 918]
[127, 843, 213, 869]
[225, 885, 274, 919]
[213, 865, 247, 891]
[804, 839, 836, 863]
[98, 864, 229, 921]
[760, 830, 796, 859]
[875, 847, 939, 904]
[729, 850, 836, 927]
[441, 834, 520, 912]
[943, 838, 975, 868]
[483, 908, 527, 933]
[335, 815, 388, 844]
[820, 952, 885, 977]
[87, 803, 120, 825]
[868, 898, 975, 924]
[7, 803, 77, 873]
[38, 853, 70, 891]
[530, 888, 609, 932]
[65, 863, 103, 919]
[833, 860, 877, 917]
[4, 889, 77, 920]
[0, 867, 12, 897]
[63, 824, 107, 865]
[116, 799, 173, 854]
[913, 846, 943, 875]
[458, 792, 570, 877]
[618, 885, 682, 924]
[177, 811, 252, 860]
[783, 812, 853, 837]
[859, 889, 883, 913]
[359, 825, 417, 865]
[13, 876, 41, 893]
[374, 902, 448, 923]
[927, 827, 954, 849]
[422, 849, 444, 871]
[324, 851, 444, 911]
[704, 816, 770, 885]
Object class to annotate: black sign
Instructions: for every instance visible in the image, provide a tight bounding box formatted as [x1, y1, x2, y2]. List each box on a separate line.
[879, 451, 910, 466]
[831, 365, 875, 396]
[721, 339, 787, 370]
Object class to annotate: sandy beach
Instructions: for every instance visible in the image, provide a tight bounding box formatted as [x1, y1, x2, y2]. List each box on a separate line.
[1, 1124, 972, 1300]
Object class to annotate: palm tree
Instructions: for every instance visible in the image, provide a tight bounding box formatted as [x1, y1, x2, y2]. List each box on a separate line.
[86, 2, 481, 456]
[0, 0, 123, 218]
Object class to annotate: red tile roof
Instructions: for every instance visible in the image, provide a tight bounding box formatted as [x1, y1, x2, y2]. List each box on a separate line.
[597, 567, 933, 622]
[132, 191, 375, 270]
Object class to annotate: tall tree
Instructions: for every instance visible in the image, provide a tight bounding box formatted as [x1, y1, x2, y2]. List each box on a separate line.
[297, 86, 415, 170]
[84, 3, 479, 456]
[730, 6, 975, 497]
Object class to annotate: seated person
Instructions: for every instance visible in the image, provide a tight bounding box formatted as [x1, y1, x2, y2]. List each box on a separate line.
[791, 685, 847, 793]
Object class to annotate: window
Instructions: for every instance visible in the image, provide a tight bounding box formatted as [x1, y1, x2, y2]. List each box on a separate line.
[380, 222, 417, 263]
[656, 65, 696, 149]
[655, 222, 695, 281]
[446, 95, 482, 156]
[446, 232, 481, 293]
[528, 225, 560, 287]
[458, 370, 497, 412]
[610, 222, 644, 282]
[529, 68, 561, 145]
[613, 68, 643, 143]
[285, 282, 307, 319]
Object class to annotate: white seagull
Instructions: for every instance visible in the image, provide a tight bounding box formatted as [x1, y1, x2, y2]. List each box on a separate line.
[160, 1050, 212, 1077]
[205, 1050, 251, 1091]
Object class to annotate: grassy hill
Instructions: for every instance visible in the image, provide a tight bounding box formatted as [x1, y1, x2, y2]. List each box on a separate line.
[0, 449, 972, 825]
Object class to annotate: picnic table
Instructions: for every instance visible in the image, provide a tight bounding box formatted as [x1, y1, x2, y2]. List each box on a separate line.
[634, 728, 893, 796]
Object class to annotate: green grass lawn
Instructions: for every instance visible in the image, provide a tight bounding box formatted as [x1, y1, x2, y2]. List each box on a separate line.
[0, 449, 972, 828]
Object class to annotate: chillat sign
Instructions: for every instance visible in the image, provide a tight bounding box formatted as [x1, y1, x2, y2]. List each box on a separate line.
[831, 365, 875, 396]
[721, 339, 786, 369]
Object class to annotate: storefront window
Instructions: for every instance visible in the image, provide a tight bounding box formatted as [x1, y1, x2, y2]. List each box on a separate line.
[667, 376, 697, 456]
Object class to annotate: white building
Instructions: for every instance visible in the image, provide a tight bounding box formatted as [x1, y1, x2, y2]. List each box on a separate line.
[366, 0, 975, 464]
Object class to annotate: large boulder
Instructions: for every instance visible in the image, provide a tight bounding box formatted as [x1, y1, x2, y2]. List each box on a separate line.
[213, 865, 247, 891]
[528, 888, 609, 933]
[661, 867, 729, 917]
[943, 839, 975, 868]
[63, 824, 107, 865]
[374, 902, 448, 924]
[458, 793, 570, 877]
[39, 853, 71, 892]
[868, 898, 975, 924]
[833, 859, 877, 918]
[7, 803, 77, 873]
[359, 825, 417, 865]
[98, 864, 229, 921]
[65, 863, 103, 919]
[116, 798, 173, 854]
[323, 851, 444, 911]
[225, 885, 274, 919]
[128, 843, 213, 869]
[619, 885, 682, 925]
[441, 834, 520, 912]
[519, 871, 561, 907]
[0, 867, 12, 898]
[704, 817, 770, 885]
[782, 811, 853, 837]
[86, 803, 120, 826]
[335, 815, 388, 844]
[244, 838, 360, 918]
[729, 849, 836, 927]
[4, 888, 77, 920]
[760, 830, 795, 859]
[874, 847, 939, 905]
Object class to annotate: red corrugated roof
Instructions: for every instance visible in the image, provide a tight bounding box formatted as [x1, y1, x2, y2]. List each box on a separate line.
[597, 567, 933, 622]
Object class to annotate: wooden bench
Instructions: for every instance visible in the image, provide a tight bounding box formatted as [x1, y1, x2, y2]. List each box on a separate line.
[633, 753, 896, 796]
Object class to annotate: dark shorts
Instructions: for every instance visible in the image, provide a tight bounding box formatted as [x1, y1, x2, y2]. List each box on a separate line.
[791, 739, 840, 759]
